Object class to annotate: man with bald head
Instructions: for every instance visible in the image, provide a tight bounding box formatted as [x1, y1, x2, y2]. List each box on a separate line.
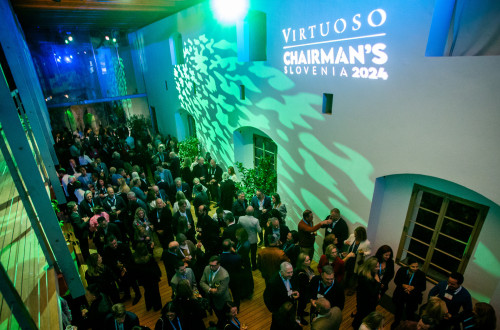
[161, 241, 183, 285]
[311, 298, 342, 330]
[264, 261, 299, 313]
[237, 205, 261, 270]
[150, 198, 174, 248]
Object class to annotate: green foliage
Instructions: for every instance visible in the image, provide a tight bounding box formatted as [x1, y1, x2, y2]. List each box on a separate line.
[235, 156, 277, 197]
[126, 114, 151, 141]
[178, 137, 200, 163]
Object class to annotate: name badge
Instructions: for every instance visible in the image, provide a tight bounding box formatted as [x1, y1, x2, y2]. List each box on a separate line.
[111, 206, 116, 211]
[287, 289, 293, 297]
[444, 293, 453, 300]
[259, 205, 264, 210]
[327, 228, 332, 233]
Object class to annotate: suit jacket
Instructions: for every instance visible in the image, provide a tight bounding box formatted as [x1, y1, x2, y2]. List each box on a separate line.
[131, 186, 147, 202]
[206, 165, 223, 185]
[264, 272, 298, 313]
[94, 223, 123, 251]
[149, 207, 174, 244]
[155, 169, 174, 188]
[169, 156, 181, 179]
[311, 307, 342, 330]
[79, 198, 102, 219]
[192, 163, 208, 184]
[250, 195, 272, 221]
[257, 247, 290, 282]
[102, 195, 127, 218]
[222, 223, 243, 243]
[309, 275, 345, 310]
[237, 215, 261, 244]
[264, 225, 290, 248]
[161, 249, 183, 284]
[104, 311, 139, 330]
[169, 182, 191, 204]
[140, 178, 149, 192]
[219, 252, 242, 278]
[170, 267, 197, 296]
[322, 217, 349, 251]
[199, 265, 231, 310]
[70, 211, 89, 240]
[219, 179, 236, 210]
[173, 210, 196, 242]
[393, 267, 427, 304]
[231, 199, 248, 221]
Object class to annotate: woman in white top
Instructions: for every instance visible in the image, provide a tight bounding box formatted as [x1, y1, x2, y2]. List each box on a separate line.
[342, 226, 371, 294]
[271, 193, 287, 223]
[228, 166, 239, 182]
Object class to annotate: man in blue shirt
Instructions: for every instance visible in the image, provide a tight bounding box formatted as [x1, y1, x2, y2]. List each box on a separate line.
[428, 272, 472, 318]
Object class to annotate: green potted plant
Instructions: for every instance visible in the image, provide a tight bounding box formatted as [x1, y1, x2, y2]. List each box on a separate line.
[178, 136, 200, 163]
[235, 155, 277, 197]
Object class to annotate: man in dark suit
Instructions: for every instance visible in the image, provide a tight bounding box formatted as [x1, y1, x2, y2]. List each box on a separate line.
[102, 188, 120, 215]
[149, 198, 174, 248]
[231, 191, 248, 221]
[207, 159, 223, 203]
[219, 172, 236, 210]
[222, 212, 242, 243]
[154, 165, 174, 188]
[104, 303, 140, 330]
[251, 189, 272, 245]
[192, 157, 208, 185]
[68, 201, 90, 261]
[169, 177, 191, 204]
[102, 235, 142, 305]
[322, 208, 349, 252]
[102, 187, 127, 234]
[139, 170, 149, 192]
[93, 216, 123, 254]
[172, 199, 196, 242]
[199, 255, 231, 328]
[219, 239, 243, 308]
[263, 261, 299, 313]
[161, 241, 183, 285]
[169, 151, 181, 180]
[309, 265, 345, 318]
[152, 185, 169, 203]
[79, 190, 102, 219]
[196, 204, 220, 257]
[264, 217, 290, 248]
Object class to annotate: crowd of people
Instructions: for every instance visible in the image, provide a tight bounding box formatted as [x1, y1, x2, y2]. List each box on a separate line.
[54, 125, 497, 330]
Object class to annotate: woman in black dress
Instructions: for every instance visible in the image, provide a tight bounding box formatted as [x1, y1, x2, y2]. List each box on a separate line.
[375, 245, 395, 297]
[235, 228, 254, 299]
[173, 279, 207, 329]
[133, 242, 162, 311]
[294, 253, 315, 325]
[352, 257, 381, 329]
[85, 252, 120, 304]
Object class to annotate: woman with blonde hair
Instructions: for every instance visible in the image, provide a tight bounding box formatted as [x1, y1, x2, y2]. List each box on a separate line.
[352, 257, 381, 329]
[294, 252, 315, 324]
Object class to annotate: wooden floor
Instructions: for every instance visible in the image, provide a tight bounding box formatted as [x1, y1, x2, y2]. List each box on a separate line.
[69, 201, 395, 330]
[121, 253, 395, 330]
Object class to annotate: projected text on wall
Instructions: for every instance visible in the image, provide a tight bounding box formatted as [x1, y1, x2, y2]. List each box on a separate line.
[282, 8, 388, 80]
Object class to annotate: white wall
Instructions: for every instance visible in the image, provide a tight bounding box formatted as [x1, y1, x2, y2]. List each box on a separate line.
[129, 0, 500, 308]
[368, 174, 500, 310]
